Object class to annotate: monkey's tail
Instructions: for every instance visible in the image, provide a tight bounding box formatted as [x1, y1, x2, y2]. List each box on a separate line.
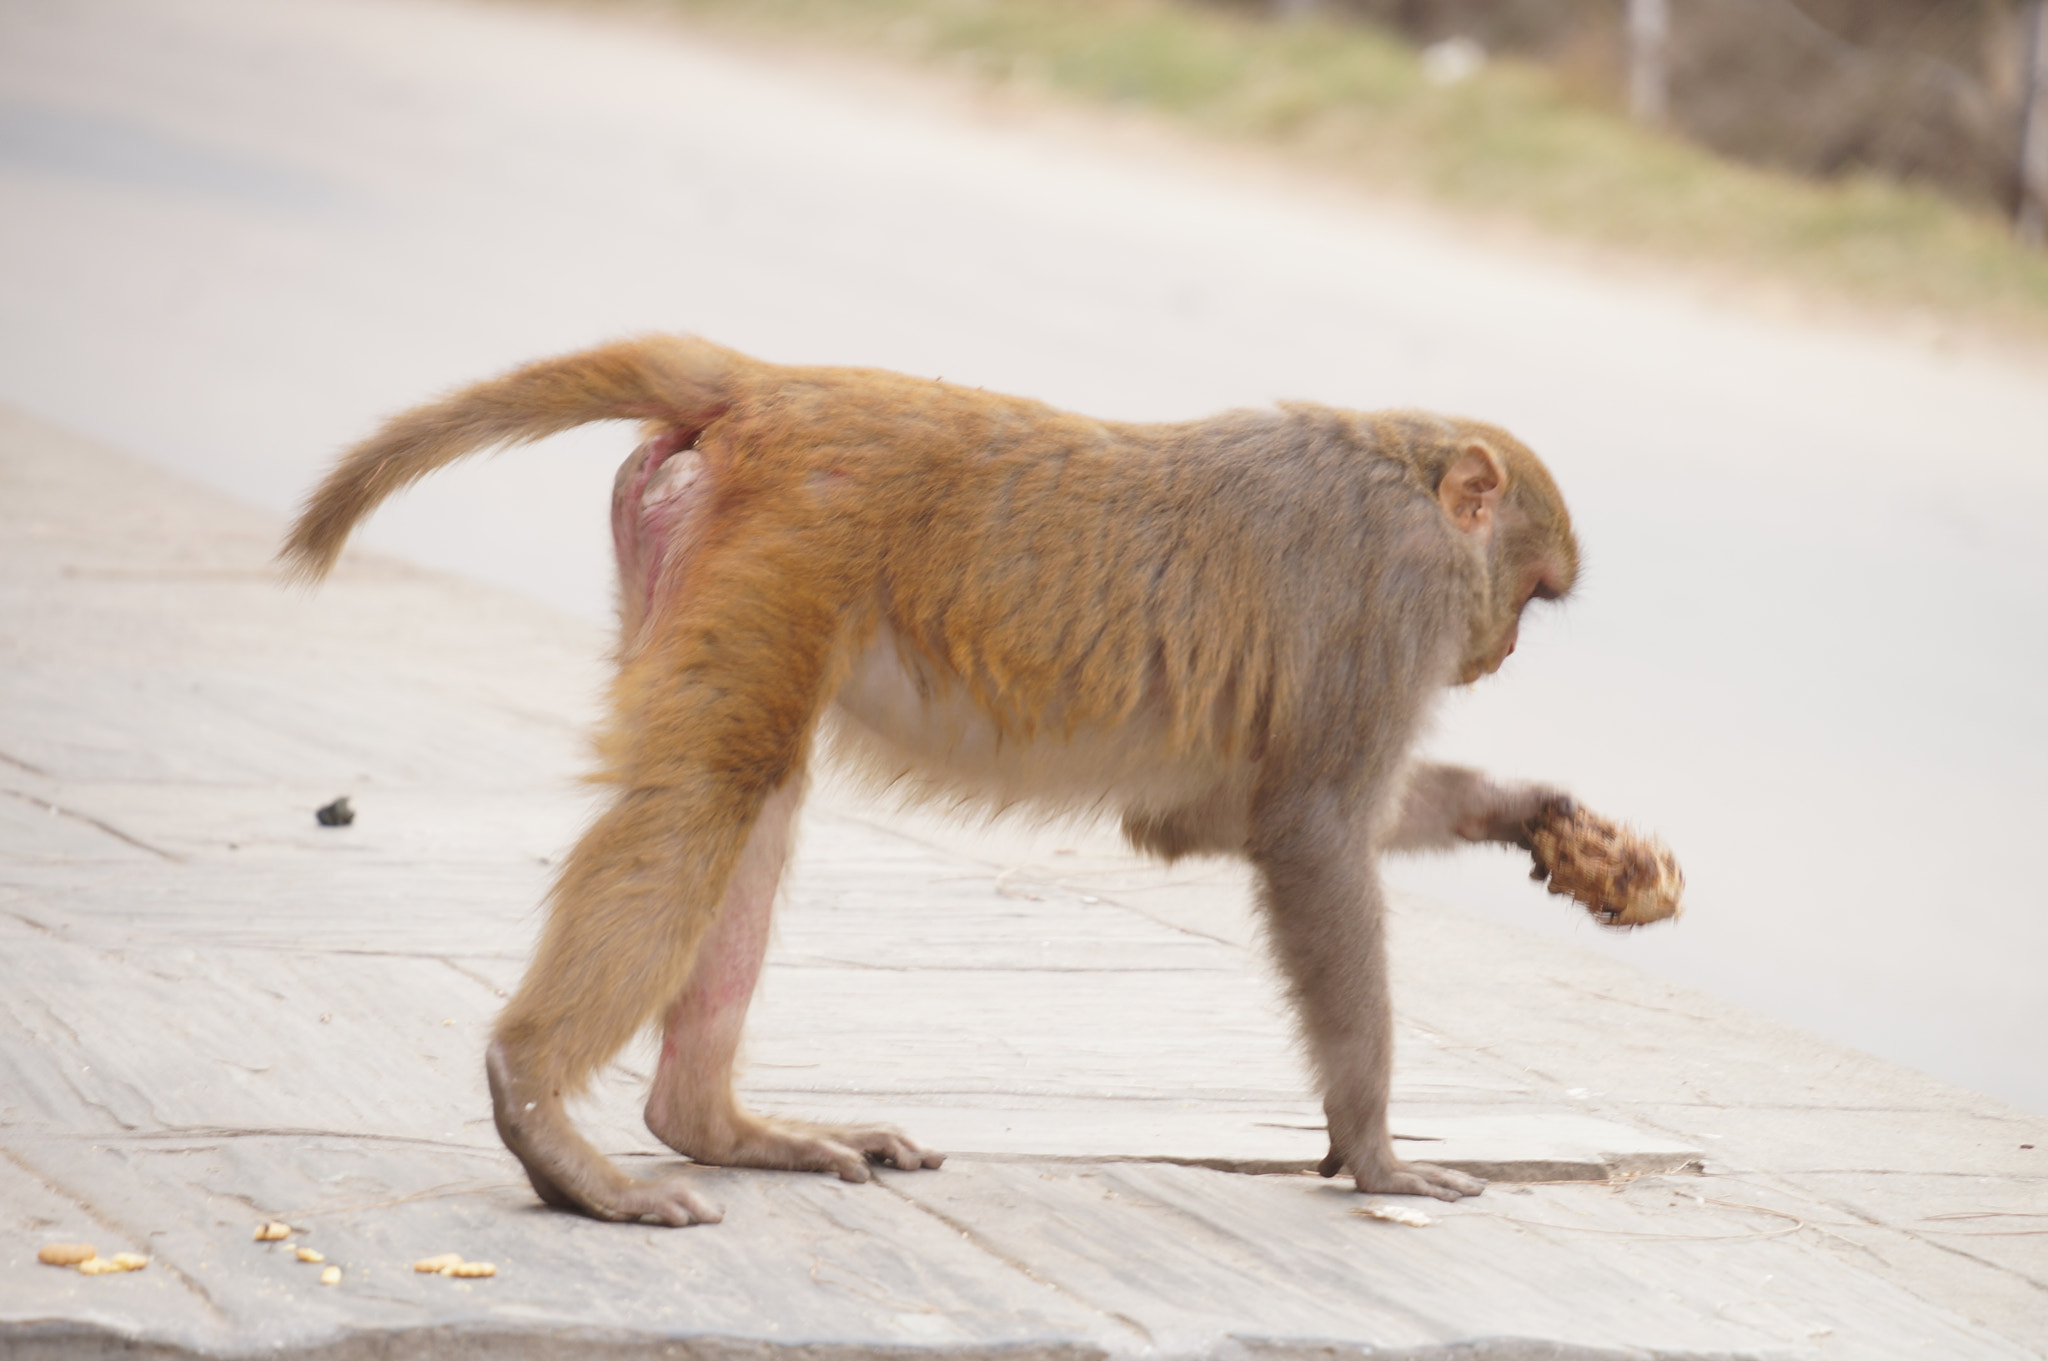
[279, 334, 736, 583]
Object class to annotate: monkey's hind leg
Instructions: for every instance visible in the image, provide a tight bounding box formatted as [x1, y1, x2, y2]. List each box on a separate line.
[487, 765, 797, 1226]
[641, 778, 944, 1181]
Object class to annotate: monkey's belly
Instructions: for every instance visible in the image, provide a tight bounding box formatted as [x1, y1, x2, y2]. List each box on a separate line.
[827, 630, 1229, 816]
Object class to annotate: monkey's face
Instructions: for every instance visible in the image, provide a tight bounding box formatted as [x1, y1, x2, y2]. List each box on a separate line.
[1458, 570, 1565, 683]
[1436, 434, 1577, 686]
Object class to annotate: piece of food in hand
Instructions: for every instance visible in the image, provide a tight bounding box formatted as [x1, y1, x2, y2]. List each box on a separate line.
[1526, 804, 1684, 928]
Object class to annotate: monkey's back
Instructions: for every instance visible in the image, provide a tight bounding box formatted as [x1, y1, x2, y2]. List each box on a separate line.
[702, 364, 1479, 795]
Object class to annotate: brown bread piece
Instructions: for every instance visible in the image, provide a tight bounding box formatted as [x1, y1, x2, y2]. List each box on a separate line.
[1528, 805, 1684, 928]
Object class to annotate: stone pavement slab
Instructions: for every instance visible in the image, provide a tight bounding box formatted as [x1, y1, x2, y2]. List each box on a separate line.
[3, 405, 2043, 1358]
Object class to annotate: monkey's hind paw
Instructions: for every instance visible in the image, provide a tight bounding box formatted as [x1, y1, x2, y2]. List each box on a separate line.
[522, 1160, 723, 1227]
[662, 1115, 945, 1183]
[608, 1174, 725, 1227]
[1525, 804, 1684, 929]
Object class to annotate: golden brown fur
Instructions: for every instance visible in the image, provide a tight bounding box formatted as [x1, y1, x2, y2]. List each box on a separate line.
[283, 335, 1581, 1224]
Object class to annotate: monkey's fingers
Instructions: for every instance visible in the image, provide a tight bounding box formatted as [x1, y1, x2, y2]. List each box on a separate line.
[1320, 1145, 1484, 1200]
[1354, 1160, 1486, 1202]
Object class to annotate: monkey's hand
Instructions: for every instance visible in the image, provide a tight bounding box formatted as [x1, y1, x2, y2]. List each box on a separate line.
[1319, 1142, 1486, 1202]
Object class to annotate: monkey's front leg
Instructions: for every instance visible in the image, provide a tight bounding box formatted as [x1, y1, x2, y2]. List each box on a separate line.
[641, 781, 944, 1181]
[1386, 762, 1571, 853]
[1255, 799, 1485, 1202]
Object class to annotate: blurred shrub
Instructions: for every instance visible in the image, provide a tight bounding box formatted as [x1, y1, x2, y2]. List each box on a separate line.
[1216, 0, 2034, 216]
[1667, 1, 2021, 215]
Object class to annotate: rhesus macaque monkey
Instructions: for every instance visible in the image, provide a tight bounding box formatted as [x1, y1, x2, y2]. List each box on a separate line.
[282, 335, 1579, 1226]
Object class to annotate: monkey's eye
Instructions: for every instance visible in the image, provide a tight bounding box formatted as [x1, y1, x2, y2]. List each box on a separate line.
[1529, 581, 1563, 602]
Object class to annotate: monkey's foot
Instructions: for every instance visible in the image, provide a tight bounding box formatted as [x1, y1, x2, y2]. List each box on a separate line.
[1319, 1147, 1486, 1202]
[525, 1159, 725, 1227]
[646, 1105, 945, 1183]
[488, 1040, 724, 1226]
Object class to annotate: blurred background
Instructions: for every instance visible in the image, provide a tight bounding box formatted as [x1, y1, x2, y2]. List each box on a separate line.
[1269, 0, 2047, 224]
[1, 0, 2043, 1114]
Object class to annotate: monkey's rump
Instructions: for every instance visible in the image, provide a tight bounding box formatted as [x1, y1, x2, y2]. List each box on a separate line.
[1527, 805, 1684, 929]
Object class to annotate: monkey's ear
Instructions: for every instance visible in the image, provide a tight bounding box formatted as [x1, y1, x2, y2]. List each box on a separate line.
[1437, 441, 1506, 542]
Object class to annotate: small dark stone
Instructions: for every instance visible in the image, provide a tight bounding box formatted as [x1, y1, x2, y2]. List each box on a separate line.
[315, 796, 355, 827]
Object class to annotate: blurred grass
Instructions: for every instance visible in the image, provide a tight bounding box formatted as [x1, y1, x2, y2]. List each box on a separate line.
[644, 0, 2048, 342]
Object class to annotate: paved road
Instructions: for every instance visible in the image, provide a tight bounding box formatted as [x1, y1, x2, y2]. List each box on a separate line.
[6, 405, 2041, 1358]
[1, 0, 2044, 1113]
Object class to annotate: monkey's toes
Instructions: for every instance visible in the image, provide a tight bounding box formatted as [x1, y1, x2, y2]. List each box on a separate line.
[529, 1167, 723, 1226]
[620, 1175, 724, 1227]
[770, 1133, 874, 1183]
[853, 1131, 945, 1173]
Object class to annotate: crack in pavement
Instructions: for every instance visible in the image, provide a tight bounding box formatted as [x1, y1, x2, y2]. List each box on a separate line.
[1, 785, 182, 861]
